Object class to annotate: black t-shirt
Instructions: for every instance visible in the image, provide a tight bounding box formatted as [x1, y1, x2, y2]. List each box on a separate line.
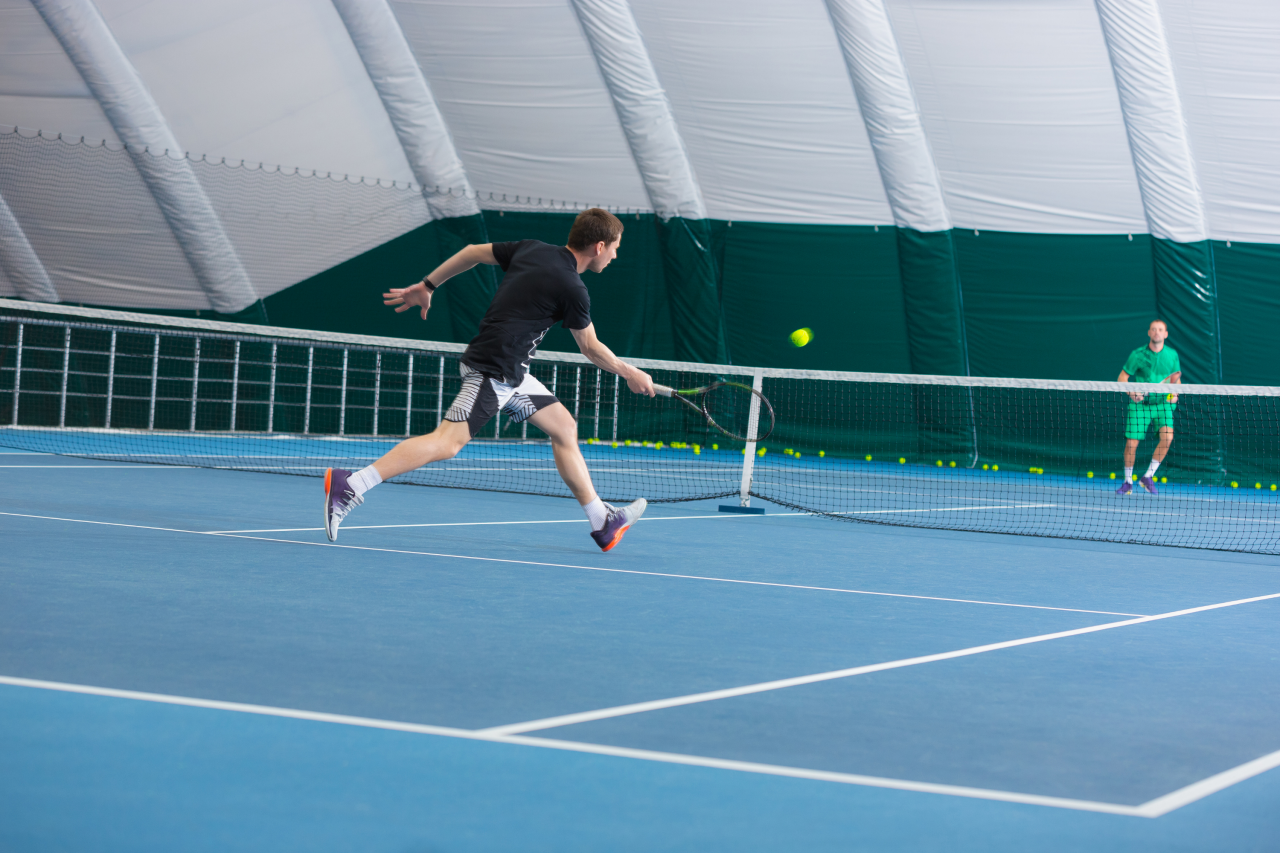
[460, 240, 592, 385]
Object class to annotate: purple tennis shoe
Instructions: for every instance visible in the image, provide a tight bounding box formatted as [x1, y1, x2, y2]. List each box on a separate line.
[590, 498, 647, 552]
[1115, 481, 1133, 496]
[1139, 475, 1159, 495]
[324, 467, 363, 541]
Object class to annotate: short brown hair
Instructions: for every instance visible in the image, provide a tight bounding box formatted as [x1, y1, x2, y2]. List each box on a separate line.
[567, 208, 624, 250]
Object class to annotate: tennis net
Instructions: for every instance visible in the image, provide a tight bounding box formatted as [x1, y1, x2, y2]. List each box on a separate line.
[3, 298, 1278, 554]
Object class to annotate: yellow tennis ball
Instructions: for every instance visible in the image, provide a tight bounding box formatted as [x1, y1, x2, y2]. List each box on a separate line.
[712, 444, 718, 450]
[936, 460, 943, 467]
[795, 452, 801, 458]
[1232, 481, 1239, 488]
[1272, 484, 1277, 491]
[1257, 482, 1263, 489]
[864, 455, 871, 461]
[789, 327, 813, 347]
[1109, 472, 1115, 479]
[1161, 476, 1167, 483]
[899, 457, 906, 464]
[819, 451, 825, 457]
[983, 464, 989, 471]
[992, 465, 998, 471]
[949, 461, 956, 467]
[1087, 471, 1094, 478]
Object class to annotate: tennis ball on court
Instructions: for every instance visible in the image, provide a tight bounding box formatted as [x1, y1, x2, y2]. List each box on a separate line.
[1109, 472, 1116, 479]
[899, 457, 906, 464]
[1161, 476, 1168, 483]
[785, 448, 794, 455]
[789, 327, 814, 347]
[865, 455, 871, 461]
[758, 447, 767, 457]
[983, 464, 990, 471]
[712, 444, 718, 450]
[1232, 481, 1239, 488]
[950, 461, 956, 467]
[992, 465, 999, 471]
[937, 460, 943, 467]
[819, 451, 825, 457]
[1271, 484, 1277, 491]
[1087, 471, 1094, 478]
[1257, 482, 1263, 489]
[795, 452, 801, 458]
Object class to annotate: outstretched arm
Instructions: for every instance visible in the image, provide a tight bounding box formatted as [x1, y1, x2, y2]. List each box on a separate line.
[382, 244, 499, 320]
[571, 324, 655, 396]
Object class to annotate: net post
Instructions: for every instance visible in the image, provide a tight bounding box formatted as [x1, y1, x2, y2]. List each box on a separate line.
[373, 351, 382, 436]
[435, 355, 445, 427]
[229, 340, 241, 431]
[267, 343, 277, 433]
[104, 329, 117, 428]
[593, 368, 601, 439]
[737, 369, 765, 508]
[304, 346, 314, 434]
[147, 334, 159, 430]
[10, 323, 23, 426]
[404, 353, 414, 436]
[339, 348, 349, 435]
[612, 373, 619, 442]
[189, 338, 201, 431]
[58, 326, 71, 428]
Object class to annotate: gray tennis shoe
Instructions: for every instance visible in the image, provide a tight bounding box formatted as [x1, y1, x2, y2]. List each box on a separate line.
[324, 467, 363, 541]
[591, 498, 647, 552]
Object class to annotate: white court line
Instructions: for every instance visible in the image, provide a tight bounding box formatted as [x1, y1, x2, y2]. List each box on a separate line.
[0, 510, 1141, 616]
[204, 514, 804, 533]
[0, 465, 196, 469]
[1, 673, 1274, 817]
[836, 503, 1056, 516]
[479, 591, 1280, 737]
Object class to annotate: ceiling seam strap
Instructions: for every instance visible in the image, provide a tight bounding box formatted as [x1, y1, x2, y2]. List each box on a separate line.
[29, 0, 259, 315]
[0, 190, 58, 302]
[823, 0, 950, 233]
[330, 0, 479, 221]
[568, 0, 705, 221]
[1093, 0, 1207, 242]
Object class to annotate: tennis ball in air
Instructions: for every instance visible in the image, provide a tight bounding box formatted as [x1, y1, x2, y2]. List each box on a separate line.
[789, 327, 814, 347]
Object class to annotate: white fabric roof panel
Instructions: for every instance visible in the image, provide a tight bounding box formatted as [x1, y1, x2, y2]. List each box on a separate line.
[390, 0, 651, 212]
[1161, 0, 1280, 244]
[0, 0, 118, 143]
[886, 0, 1148, 234]
[93, 0, 414, 183]
[631, 0, 892, 225]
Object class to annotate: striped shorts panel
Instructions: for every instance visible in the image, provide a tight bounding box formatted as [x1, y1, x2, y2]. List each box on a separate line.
[445, 363, 560, 437]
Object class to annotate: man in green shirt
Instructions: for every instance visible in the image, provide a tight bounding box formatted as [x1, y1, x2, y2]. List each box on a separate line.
[1116, 319, 1181, 495]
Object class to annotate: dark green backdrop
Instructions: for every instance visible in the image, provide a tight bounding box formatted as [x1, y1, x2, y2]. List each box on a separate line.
[263, 213, 1280, 385]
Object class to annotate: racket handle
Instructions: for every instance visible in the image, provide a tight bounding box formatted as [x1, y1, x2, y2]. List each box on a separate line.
[652, 384, 675, 397]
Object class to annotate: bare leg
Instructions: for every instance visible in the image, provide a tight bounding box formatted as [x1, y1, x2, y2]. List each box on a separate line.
[1153, 426, 1173, 463]
[527, 402, 599, 505]
[1124, 438, 1139, 469]
[371, 418, 472, 480]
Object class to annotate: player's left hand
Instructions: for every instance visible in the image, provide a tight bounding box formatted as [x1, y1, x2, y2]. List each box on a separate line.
[383, 282, 432, 319]
[627, 368, 655, 397]
[1168, 392, 1178, 404]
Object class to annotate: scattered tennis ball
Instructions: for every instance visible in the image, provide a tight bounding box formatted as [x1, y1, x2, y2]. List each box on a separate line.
[1271, 484, 1276, 491]
[693, 447, 700, 455]
[982, 464, 989, 471]
[1087, 471, 1094, 478]
[1161, 476, 1167, 483]
[949, 461, 956, 467]
[758, 447, 767, 457]
[899, 457, 906, 464]
[655, 441, 664, 449]
[819, 451, 825, 457]
[712, 444, 718, 450]
[936, 460, 943, 467]
[1257, 482, 1263, 489]
[864, 455, 871, 461]
[1029, 467, 1036, 474]
[785, 448, 794, 455]
[795, 452, 801, 458]
[1109, 472, 1116, 479]
[789, 327, 814, 347]
[611, 441, 618, 448]
[1232, 481, 1239, 488]
[992, 465, 998, 471]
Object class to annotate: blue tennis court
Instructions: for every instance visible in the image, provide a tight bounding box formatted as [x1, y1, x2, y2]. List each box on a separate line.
[3, 445, 1279, 851]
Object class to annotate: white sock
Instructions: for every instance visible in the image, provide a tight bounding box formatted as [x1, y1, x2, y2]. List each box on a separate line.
[583, 498, 610, 531]
[1145, 460, 1161, 479]
[348, 465, 383, 497]
[1124, 466, 1134, 484]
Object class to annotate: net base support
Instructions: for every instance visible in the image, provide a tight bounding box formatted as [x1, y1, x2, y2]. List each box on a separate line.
[719, 504, 765, 515]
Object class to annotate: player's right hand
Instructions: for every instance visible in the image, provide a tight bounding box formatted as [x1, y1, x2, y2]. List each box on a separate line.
[627, 368, 655, 397]
[383, 282, 432, 320]
[1128, 391, 1145, 403]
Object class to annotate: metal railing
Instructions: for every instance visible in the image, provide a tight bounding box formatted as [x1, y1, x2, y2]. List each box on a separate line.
[0, 315, 622, 441]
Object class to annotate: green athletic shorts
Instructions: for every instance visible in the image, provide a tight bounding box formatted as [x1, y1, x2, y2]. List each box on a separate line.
[1126, 400, 1176, 440]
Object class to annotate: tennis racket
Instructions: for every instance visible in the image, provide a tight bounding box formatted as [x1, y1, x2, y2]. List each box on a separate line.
[653, 381, 776, 442]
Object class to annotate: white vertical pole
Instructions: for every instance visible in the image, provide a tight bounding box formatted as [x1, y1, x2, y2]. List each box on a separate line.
[593, 368, 602, 439]
[104, 329, 117, 428]
[404, 353, 414, 436]
[10, 323, 23, 425]
[339, 349, 349, 436]
[435, 355, 445, 426]
[229, 340, 241, 431]
[147, 333, 159, 429]
[737, 369, 764, 507]
[267, 343, 277, 433]
[373, 351, 382, 436]
[612, 373, 619, 442]
[303, 346, 314, 434]
[189, 338, 201, 431]
[58, 326, 71, 427]
[573, 367, 581, 422]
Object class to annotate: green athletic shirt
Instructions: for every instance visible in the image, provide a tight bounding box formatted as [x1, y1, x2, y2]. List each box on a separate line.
[1122, 344, 1180, 405]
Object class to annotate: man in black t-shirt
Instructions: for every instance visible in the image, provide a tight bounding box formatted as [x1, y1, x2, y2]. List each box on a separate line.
[322, 208, 655, 552]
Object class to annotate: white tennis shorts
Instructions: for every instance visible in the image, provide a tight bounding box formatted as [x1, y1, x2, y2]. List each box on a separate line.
[444, 363, 560, 437]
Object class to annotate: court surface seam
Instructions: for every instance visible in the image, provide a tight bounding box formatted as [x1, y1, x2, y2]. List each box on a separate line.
[0, 510, 1143, 616]
[2, 673, 1276, 818]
